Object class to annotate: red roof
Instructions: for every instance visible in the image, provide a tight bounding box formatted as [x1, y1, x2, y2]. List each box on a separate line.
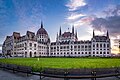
[62, 32, 72, 37]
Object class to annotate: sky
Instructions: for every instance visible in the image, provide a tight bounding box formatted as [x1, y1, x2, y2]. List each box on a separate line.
[0, 0, 120, 54]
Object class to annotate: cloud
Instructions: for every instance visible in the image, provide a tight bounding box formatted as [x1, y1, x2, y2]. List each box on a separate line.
[91, 5, 120, 37]
[67, 13, 86, 20]
[66, 0, 87, 11]
[65, 0, 89, 28]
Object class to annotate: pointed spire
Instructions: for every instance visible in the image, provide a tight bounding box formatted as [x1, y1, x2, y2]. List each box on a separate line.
[107, 30, 109, 38]
[56, 32, 58, 41]
[75, 30, 78, 39]
[59, 26, 61, 36]
[93, 29, 95, 37]
[72, 25, 74, 34]
[57, 32, 58, 38]
[41, 21, 43, 28]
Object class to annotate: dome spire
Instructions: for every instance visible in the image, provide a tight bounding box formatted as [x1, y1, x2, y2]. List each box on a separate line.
[41, 21, 43, 28]
[37, 21, 48, 35]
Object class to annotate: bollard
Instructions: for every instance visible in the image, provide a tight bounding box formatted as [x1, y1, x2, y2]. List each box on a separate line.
[40, 72, 42, 80]
[64, 71, 69, 80]
[115, 68, 119, 74]
[91, 71, 96, 80]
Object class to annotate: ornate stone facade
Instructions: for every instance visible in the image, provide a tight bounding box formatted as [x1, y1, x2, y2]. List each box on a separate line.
[2, 22, 111, 57]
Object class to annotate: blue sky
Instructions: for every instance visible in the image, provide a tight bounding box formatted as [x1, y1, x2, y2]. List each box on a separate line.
[0, 0, 120, 53]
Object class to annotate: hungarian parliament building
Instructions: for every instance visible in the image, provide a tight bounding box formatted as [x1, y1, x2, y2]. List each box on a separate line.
[2, 22, 111, 57]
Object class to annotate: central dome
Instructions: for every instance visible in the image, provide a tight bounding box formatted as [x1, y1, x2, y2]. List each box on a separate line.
[36, 22, 48, 35]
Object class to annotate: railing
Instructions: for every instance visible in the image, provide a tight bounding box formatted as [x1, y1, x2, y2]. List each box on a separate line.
[0, 63, 120, 80]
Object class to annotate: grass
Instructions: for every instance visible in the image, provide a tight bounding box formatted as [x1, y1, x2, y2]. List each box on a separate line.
[0, 57, 120, 71]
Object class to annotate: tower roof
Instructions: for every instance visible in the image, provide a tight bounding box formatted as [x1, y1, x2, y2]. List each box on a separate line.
[36, 22, 48, 35]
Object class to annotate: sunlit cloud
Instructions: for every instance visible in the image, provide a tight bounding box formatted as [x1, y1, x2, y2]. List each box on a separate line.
[73, 16, 94, 27]
[67, 13, 86, 20]
[66, 0, 87, 11]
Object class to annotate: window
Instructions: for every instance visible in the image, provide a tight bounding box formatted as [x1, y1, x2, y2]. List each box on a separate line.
[67, 46, 69, 49]
[34, 52, 36, 57]
[51, 47, 53, 49]
[104, 52, 106, 54]
[100, 44, 102, 47]
[25, 47, 27, 50]
[25, 43, 27, 46]
[93, 44, 95, 47]
[89, 52, 91, 54]
[96, 44, 98, 47]
[29, 43, 32, 47]
[34, 44, 36, 47]
[107, 44, 109, 48]
[89, 45, 91, 48]
[96, 52, 99, 54]
[104, 44, 106, 48]
[25, 52, 27, 57]
[74, 46, 77, 48]
[81, 45, 84, 48]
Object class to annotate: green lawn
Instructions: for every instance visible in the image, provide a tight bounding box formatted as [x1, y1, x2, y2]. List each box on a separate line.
[0, 57, 120, 71]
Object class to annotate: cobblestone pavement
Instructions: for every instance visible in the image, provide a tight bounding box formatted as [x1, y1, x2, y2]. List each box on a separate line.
[0, 69, 120, 80]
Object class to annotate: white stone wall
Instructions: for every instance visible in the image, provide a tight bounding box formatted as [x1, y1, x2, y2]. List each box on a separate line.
[38, 43, 48, 57]
[91, 39, 111, 57]
[50, 41, 92, 57]
[16, 40, 38, 57]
